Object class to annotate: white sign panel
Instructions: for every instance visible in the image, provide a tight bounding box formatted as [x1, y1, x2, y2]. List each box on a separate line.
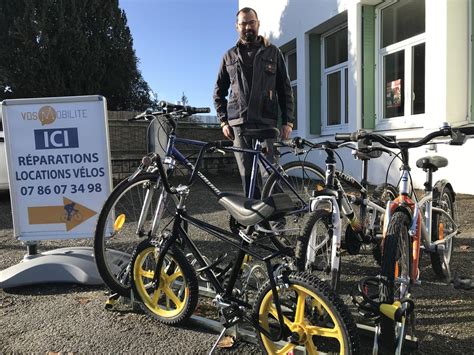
[1, 95, 112, 241]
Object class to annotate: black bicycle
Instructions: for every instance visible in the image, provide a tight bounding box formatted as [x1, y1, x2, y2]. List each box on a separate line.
[94, 101, 325, 298]
[129, 137, 360, 354]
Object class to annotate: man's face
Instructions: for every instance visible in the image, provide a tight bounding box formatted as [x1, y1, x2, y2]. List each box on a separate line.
[236, 11, 259, 43]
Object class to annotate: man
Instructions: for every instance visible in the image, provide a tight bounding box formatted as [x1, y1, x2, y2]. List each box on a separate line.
[213, 7, 294, 197]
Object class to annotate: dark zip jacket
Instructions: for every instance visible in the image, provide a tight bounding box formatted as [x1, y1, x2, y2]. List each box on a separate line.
[213, 36, 294, 127]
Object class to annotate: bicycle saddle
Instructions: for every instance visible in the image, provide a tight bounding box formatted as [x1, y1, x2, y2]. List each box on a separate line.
[217, 193, 294, 226]
[240, 128, 280, 141]
[416, 155, 448, 171]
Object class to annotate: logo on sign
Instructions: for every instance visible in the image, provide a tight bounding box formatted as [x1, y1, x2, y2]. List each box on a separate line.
[38, 105, 57, 125]
[34, 128, 79, 150]
[21, 105, 87, 125]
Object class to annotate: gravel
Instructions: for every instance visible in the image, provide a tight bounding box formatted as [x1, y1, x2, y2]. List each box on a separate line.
[1, 180, 473, 354]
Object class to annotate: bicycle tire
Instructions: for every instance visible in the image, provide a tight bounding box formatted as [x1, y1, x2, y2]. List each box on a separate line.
[94, 172, 176, 297]
[295, 210, 341, 288]
[253, 271, 360, 354]
[130, 239, 199, 325]
[371, 183, 398, 265]
[261, 161, 325, 246]
[379, 210, 412, 353]
[430, 186, 455, 278]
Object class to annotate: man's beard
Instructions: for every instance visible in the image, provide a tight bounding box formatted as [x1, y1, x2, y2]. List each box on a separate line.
[241, 30, 257, 42]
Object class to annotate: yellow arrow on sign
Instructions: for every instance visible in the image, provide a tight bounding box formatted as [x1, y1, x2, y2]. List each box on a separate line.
[28, 197, 97, 231]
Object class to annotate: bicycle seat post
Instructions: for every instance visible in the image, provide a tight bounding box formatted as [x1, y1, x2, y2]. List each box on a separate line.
[247, 139, 262, 199]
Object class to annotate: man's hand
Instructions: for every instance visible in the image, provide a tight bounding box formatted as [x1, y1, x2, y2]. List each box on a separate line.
[222, 124, 234, 140]
[280, 124, 292, 140]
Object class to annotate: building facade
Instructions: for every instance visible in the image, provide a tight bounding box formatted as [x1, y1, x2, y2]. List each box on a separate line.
[240, 0, 474, 194]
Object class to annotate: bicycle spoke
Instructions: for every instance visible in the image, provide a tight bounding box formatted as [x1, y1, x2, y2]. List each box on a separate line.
[152, 288, 161, 305]
[275, 342, 296, 355]
[267, 305, 293, 329]
[168, 270, 183, 283]
[163, 286, 182, 308]
[306, 325, 340, 339]
[294, 289, 307, 323]
[305, 339, 318, 355]
[140, 268, 154, 279]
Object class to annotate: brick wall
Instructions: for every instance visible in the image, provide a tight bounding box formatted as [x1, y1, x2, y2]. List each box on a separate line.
[107, 111, 238, 182]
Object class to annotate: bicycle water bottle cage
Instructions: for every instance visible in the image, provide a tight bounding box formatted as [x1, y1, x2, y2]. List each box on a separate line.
[240, 127, 280, 141]
[416, 156, 448, 172]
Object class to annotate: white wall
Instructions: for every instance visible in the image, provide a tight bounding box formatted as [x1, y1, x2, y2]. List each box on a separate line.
[241, 0, 474, 194]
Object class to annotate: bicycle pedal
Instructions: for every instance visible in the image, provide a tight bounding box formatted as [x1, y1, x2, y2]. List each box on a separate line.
[105, 293, 121, 310]
[221, 304, 243, 326]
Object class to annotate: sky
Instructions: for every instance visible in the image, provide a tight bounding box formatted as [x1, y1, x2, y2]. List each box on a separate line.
[119, 0, 239, 114]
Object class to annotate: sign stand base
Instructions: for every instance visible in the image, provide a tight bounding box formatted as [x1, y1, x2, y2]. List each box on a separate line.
[0, 246, 103, 289]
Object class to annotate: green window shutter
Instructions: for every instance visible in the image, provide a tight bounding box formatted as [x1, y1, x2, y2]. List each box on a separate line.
[362, 5, 376, 129]
[309, 34, 321, 135]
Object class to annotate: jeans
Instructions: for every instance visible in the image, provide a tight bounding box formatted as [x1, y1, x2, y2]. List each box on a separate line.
[232, 123, 277, 198]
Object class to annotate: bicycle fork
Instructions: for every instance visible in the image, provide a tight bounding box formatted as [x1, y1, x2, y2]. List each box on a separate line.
[310, 195, 342, 290]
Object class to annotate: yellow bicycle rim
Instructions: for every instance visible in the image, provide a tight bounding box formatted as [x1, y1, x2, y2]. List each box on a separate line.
[259, 284, 347, 355]
[133, 247, 188, 318]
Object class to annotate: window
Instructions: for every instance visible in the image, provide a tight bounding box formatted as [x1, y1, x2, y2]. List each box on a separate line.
[377, 0, 425, 121]
[285, 49, 298, 129]
[322, 26, 349, 130]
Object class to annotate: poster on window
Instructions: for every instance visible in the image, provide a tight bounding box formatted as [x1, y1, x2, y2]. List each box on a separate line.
[386, 79, 401, 108]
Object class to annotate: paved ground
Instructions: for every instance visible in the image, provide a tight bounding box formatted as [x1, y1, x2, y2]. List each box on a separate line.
[0, 177, 473, 354]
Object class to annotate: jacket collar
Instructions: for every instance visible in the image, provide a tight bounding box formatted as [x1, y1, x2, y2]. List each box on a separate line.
[235, 35, 270, 48]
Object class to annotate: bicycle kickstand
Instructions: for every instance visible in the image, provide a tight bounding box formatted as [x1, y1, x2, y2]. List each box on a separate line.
[208, 327, 228, 355]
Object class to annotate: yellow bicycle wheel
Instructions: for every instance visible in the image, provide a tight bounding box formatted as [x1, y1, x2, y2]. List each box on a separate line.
[131, 239, 198, 325]
[254, 272, 359, 354]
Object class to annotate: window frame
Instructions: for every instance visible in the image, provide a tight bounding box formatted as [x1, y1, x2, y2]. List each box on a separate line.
[321, 24, 349, 135]
[375, 0, 426, 130]
[284, 48, 298, 130]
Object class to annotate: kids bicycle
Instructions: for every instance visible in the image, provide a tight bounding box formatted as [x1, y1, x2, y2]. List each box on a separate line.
[128, 137, 360, 354]
[291, 138, 397, 291]
[341, 124, 474, 354]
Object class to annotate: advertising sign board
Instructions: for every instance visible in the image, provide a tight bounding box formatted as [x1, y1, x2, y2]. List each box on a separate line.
[1, 95, 112, 241]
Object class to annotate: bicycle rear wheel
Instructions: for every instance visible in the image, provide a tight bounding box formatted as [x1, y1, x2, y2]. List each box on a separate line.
[94, 172, 176, 297]
[430, 186, 455, 278]
[378, 211, 412, 353]
[261, 161, 325, 246]
[254, 272, 360, 354]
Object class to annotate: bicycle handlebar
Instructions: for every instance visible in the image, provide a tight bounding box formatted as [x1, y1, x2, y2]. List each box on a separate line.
[129, 101, 211, 122]
[334, 125, 474, 150]
[158, 100, 210, 114]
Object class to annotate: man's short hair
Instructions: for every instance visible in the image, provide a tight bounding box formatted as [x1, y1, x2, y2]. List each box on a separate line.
[236, 7, 258, 20]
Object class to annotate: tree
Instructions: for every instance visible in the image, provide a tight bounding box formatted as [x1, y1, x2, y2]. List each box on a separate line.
[180, 92, 188, 106]
[0, 0, 152, 110]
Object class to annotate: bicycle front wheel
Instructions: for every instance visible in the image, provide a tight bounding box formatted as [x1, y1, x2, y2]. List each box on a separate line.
[94, 172, 176, 297]
[131, 239, 199, 325]
[371, 183, 398, 265]
[379, 210, 412, 353]
[254, 272, 360, 354]
[295, 210, 339, 286]
[430, 185, 455, 278]
[261, 161, 325, 245]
